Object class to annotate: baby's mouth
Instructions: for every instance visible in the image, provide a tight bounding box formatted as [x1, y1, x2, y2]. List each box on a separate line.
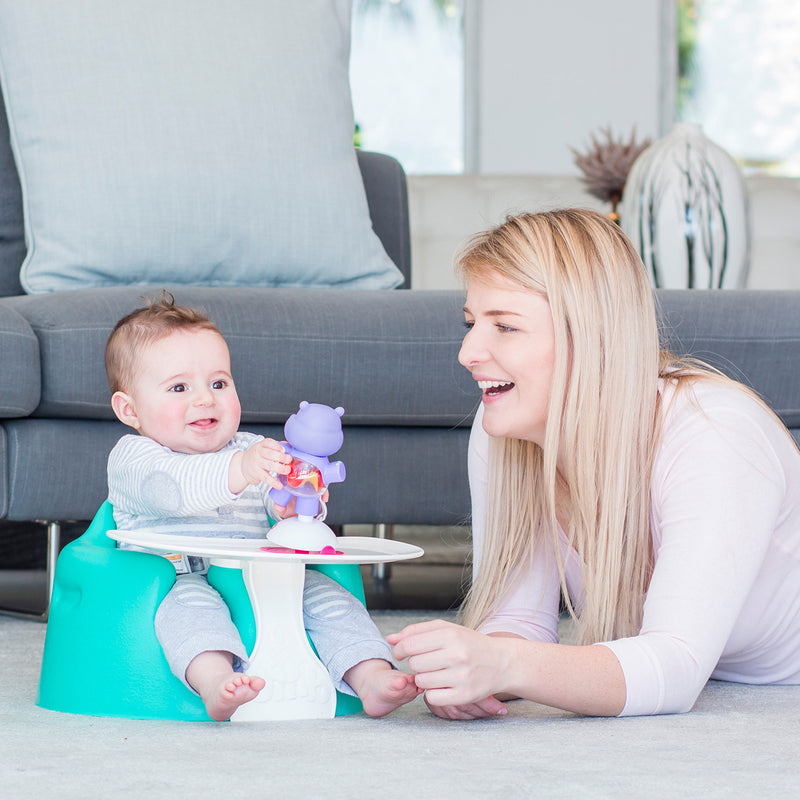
[478, 380, 515, 396]
[190, 418, 217, 429]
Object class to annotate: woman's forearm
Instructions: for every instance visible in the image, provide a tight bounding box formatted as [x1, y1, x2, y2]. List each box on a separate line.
[390, 619, 627, 717]
[501, 638, 626, 716]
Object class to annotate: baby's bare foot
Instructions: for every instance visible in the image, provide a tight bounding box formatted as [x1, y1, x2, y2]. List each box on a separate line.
[204, 673, 266, 722]
[358, 669, 422, 718]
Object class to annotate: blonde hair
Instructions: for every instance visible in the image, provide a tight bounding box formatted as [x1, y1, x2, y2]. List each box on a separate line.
[458, 209, 703, 644]
[105, 291, 222, 393]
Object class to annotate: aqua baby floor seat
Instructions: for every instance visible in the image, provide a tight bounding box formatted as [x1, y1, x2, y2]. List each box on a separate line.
[37, 500, 364, 720]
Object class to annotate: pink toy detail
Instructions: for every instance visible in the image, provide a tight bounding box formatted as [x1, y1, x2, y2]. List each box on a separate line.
[259, 545, 343, 556]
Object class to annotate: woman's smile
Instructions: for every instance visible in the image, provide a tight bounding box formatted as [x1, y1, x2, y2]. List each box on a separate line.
[477, 379, 515, 397]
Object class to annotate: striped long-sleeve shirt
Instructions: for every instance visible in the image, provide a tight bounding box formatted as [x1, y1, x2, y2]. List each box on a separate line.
[108, 432, 274, 540]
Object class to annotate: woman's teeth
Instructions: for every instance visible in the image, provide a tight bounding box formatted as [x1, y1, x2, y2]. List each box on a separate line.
[478, 380, 514, 395]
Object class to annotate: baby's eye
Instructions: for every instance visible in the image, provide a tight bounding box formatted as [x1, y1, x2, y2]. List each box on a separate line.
[168, 383, 188, 393]
[211, 379, 227, 390]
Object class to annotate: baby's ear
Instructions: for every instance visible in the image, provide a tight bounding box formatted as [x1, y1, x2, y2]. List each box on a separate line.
[111, 391, 140, 430]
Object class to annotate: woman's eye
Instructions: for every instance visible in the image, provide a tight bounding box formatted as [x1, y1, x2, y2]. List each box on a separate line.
[463, 320, 475, 331]
[169, 384, 187, 393]
[496, 323, 518, 333]
[211, 380, 226, 390]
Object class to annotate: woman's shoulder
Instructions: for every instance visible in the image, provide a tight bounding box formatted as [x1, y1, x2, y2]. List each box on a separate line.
[661, 375, 777, 427]
[657, 375, 797, 470]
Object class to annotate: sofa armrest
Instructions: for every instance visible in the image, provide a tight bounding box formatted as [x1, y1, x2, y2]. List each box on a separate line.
[357, 150, 411, 288]
[0, 302, 39, 416]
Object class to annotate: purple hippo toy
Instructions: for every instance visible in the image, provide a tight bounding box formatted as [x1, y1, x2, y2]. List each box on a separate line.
[268, 402, 346, 518]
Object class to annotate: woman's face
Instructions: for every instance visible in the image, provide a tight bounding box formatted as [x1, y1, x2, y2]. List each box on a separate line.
[459, 274, 556, 445]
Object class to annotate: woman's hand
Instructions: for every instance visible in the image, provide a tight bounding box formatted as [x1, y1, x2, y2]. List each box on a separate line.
[387, 619, 516, 717]
[423, 695, 508, 720]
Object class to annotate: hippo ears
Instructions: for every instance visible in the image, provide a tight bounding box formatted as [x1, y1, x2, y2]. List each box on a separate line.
[296, 400, 343, 417]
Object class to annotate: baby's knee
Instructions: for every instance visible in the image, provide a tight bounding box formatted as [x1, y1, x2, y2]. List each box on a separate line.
[166, 574, 223, 610]
[303, 572, 356, 622]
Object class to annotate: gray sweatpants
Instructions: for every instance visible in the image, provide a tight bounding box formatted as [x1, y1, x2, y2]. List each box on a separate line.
[155, 570, 394, 696]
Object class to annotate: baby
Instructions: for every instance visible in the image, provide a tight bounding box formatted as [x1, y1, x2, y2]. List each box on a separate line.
[105, 294, 420, 721]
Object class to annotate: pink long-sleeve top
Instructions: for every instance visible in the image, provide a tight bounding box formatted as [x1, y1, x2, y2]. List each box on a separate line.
[468, 379, 800, 716]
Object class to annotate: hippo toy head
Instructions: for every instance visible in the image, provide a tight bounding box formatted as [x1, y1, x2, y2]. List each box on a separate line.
[283, 401, 344, 456]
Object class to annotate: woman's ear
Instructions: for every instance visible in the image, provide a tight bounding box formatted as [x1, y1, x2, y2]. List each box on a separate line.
[111, 391, 140, 430]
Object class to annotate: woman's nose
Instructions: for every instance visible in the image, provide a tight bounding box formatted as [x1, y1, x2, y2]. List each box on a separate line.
[458, 327, 485, 369]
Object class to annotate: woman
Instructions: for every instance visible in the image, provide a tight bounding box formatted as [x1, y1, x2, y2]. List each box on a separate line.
[388, 209, 800, 718]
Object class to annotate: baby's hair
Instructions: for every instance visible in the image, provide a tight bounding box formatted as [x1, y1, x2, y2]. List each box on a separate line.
[105, 291, 222, 393]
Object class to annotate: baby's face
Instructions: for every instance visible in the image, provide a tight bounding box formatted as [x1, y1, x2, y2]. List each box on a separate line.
[121, 328, 241, 454]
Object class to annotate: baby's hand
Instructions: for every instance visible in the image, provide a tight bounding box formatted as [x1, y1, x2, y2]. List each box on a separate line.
[271, 488, 330, 520]
[230, 439, 291, 493]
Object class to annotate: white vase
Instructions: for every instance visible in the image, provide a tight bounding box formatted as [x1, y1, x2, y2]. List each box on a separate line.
[620, 123, 750, 289]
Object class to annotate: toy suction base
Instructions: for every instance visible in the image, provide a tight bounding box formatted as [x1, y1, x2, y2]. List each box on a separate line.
[266, 516, 338, 552]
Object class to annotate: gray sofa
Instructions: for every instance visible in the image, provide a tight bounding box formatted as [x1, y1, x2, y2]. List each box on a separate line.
[0, 149, 480, 528]
[2, 92, 800, 618]
[0, 132, 482, 618]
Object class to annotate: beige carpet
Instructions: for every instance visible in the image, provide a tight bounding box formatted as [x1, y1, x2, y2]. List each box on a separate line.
[2, 611, 800, 800]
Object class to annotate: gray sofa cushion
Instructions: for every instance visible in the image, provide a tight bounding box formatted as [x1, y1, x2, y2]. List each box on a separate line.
[0, 425, 6, 517]
[4, 286, 477, 425]
[656, 290, 800, 428]
[0, 80, 23, 298]
[5, 288, 799, 430]
[2, 418, 471, 525]
[0, 302, 39, 416]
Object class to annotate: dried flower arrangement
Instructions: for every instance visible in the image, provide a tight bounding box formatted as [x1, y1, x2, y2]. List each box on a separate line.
[571, 127, 652, 221]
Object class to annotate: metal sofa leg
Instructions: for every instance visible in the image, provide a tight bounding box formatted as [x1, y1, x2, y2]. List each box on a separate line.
[371, 523, 394, 582]
[0, 520, 60, 622]
[44, 520, 61, 618]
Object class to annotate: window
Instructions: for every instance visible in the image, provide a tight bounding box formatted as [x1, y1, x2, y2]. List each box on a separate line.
[349, 0, 465, 174]
[676, 0, 800, 175]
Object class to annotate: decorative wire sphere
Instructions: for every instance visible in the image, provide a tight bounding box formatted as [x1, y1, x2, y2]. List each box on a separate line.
[620, 123, 750, 289]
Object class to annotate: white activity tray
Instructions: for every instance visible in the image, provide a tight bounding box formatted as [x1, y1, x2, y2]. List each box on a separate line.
[107, 531, 424, 565]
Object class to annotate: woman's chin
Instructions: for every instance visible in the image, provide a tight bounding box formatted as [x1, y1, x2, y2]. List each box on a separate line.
[481, 410, 537, 443]
[481, 411, 510, 440]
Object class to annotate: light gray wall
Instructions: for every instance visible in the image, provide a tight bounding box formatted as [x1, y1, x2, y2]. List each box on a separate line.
[471, 0, 667, 175]
[413, 1, 798, 291]
[409, 174, 800, 291]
